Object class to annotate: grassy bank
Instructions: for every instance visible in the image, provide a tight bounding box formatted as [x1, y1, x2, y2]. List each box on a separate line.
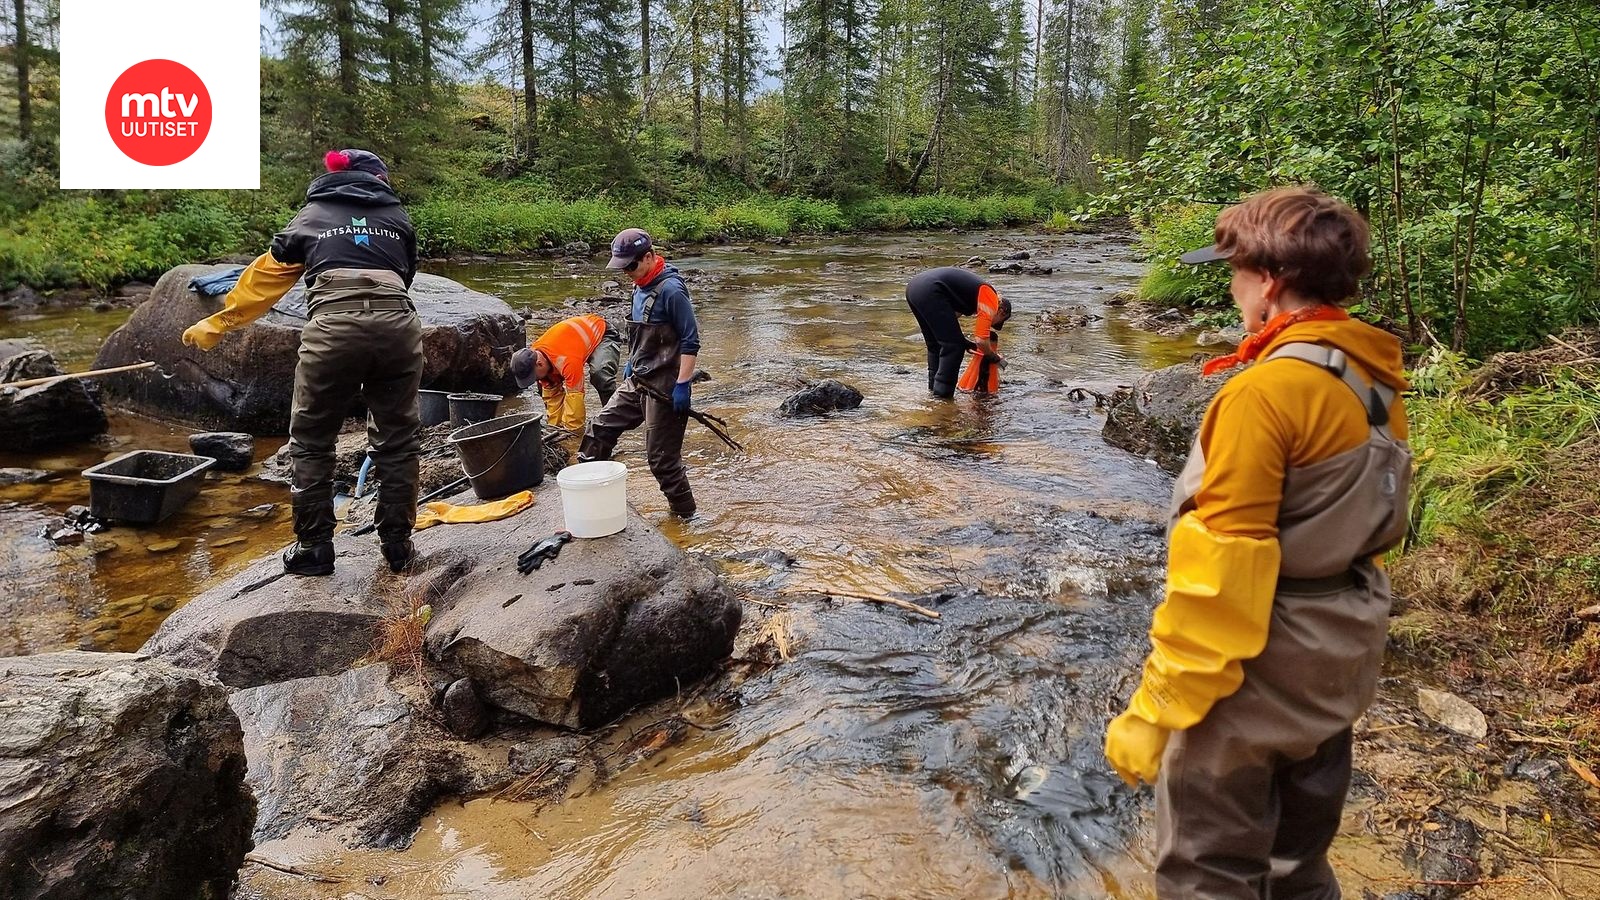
[0, 189, 1073, 293]
[1391, 334, 1600, 741]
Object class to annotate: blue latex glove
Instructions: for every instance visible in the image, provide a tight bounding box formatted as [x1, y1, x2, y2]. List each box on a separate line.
[623, 360, 633, 381]
[672, 379, 692, 413]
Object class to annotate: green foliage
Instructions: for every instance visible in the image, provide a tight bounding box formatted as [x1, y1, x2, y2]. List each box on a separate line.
[0, 194, 243, 290]
[1099, 0, 1600, 356]
[1134, 204, 1227, 308]
[1404, 350, 1600, 547]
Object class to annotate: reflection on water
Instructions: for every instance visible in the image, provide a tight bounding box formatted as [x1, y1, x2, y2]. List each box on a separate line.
[6, 230, 1202, 898]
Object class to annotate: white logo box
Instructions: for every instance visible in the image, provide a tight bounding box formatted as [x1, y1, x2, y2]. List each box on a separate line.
[59, 0, 259, 189]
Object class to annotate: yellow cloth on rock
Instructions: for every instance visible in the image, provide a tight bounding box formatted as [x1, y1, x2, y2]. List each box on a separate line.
[181, 252, 305, 350]
[412, 489, 535, 531]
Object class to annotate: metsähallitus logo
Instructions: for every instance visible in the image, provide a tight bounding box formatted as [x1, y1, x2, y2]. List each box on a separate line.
[103, 59, 213, 167]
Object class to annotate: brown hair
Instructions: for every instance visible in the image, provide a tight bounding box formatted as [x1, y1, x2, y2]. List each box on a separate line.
[1214, 187, 1372, 305]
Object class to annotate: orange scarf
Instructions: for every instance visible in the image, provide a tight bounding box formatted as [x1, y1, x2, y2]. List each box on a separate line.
[1202, 305, 1349, 376]
[633, 255, 666, 287]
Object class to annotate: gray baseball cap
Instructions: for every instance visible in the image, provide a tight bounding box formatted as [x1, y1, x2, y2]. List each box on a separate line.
[1179, 244, 1234, 265]
[607, 228, 653, 269]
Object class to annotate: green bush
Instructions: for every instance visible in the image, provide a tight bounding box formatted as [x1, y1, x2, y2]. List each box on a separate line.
[1135, 204, 1229, 309]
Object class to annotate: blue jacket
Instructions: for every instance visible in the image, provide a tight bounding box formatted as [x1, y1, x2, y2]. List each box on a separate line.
[632, 263, 701, 356]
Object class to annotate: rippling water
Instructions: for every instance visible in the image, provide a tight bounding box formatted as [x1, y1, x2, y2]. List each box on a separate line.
[4, 230, 1204, 897]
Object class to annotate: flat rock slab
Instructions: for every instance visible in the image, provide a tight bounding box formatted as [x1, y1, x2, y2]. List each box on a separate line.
[92, 264, 524, 434]
[148, 479, 740, 729]
[229, 663, 501, 848]
[0, 651, 253, 899]
[425, 489, 740, 728]
[189, 431, 256, 471]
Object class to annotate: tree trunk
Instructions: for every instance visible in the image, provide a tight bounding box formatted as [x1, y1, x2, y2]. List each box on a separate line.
[384, 0, 402, 87]
[420, 0, 434, 102]
[720, 0, 731, 129]
[734, 0, 748, 175]
[909, 22, 949, 194]
[640, 0, 651, 91]
[334, 0, 359, 97]
[1054, 0, 1077, 184]
[13, 0, 30, 143]
[691, 1, 703, 158]
[520, 0, 538, 158]
[568, 0, 579, 107]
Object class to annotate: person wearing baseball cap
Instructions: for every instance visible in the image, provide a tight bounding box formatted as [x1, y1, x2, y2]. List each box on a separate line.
[1105, 187, 1411, 897]
[180, 148, 423, 577]
[577, 228, 701, 517]
[509, 314, 623, 431]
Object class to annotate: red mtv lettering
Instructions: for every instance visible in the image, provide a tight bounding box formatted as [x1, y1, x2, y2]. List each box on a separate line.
[104, 59, 212, 167]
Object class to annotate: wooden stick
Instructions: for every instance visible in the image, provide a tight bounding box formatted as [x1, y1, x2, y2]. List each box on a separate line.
[0, 360, 156, 391]
[243, 853, 343, 883]
[812, 589, 934, 614]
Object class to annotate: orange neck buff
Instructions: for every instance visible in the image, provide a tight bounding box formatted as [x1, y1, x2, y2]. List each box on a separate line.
[1203, 305, 1349, 376]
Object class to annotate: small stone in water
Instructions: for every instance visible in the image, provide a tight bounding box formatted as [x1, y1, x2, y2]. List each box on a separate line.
[240, 504, 278, 519]
[106, 595, 149, 617]
[211, 536, 248, 548]
[47, 528, 84, 546]
[149, 596, 178, 612]
[145, 539, 181, 553]
[1006, 765, 1049, 800]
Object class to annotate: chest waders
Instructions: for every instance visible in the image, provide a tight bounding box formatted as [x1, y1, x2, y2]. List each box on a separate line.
[283, 268, 425, 575]
[577, 284, 697, 516]
[1155, 342, 1412, 899]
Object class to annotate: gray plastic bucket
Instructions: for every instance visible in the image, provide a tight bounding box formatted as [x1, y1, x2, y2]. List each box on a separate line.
[448, 392, 502, 428]
[82, 450, 215, 524]
[447, 412, 543, 500]
[418, 389, 451, 427]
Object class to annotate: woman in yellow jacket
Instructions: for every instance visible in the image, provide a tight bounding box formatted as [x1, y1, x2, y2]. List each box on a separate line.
[1105, 187, 1412, 898]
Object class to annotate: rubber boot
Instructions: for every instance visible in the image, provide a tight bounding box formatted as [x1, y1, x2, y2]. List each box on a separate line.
[375, 499, 417, 573]
[283, 493, 336, 577]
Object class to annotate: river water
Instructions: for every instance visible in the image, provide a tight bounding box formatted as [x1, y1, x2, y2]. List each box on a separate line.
[2, 230, 1205, 897]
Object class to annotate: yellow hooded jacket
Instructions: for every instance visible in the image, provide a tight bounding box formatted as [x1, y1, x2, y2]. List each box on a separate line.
[1106, 318, 1409, 785]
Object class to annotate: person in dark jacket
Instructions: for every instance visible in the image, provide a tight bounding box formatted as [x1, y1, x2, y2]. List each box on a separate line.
[577, 228, 700, 517]
[182, 149, 423, 576]
[905, 266, 1008, 398]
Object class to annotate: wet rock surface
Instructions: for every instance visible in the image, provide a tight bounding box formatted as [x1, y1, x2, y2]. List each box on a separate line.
[0, 651, 253, 900]
[0, 340, 108, 451]
[229, 663, 506, 848]
[1035, 304, 1100, 330]
[1102, 361, 1236, 475]
[778, 379, 864, 417]
[425, 495, 741, 728]
[189, 431, 256, 471]
[92, 264, 524, 434]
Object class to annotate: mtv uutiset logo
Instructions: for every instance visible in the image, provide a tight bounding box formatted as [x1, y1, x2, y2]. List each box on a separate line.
[104, 59, 213, 167]
[60, 1, 257, 188]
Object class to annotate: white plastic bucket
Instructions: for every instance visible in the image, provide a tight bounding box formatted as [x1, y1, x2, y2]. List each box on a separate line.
[556, 461, 628, 538]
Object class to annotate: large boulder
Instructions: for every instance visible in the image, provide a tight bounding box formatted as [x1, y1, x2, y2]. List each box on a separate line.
[146, 480, 740, 727]
[0, 339, 108, 450]
[91, 265, 524, 434]
[229, 663, 507, 848]
[189, 432, 256, 471]
[0, 652, 253, 899]
[424, 493, 741, 728]
[1102, 361, 1237, 475]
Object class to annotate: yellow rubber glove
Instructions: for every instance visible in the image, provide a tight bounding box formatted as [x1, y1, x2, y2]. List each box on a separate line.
[1105, 712, 1170, 786]
[413, 489, 536, 531]
[183, 252, 303, 351]
[181, 320, 226, 350]
[1106, 513, 1280, 782]
[541, 386, 588, 431]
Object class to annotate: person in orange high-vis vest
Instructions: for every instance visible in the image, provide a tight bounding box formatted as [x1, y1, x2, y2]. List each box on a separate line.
[957, 295, 1012, 393]
[1105, 187, 1412, 898]
[509, 314, 623, 431]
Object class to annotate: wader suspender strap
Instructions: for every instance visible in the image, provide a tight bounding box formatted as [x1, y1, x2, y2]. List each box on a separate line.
[638, 283, 661, 323]
[1266, 343, 1398, 437]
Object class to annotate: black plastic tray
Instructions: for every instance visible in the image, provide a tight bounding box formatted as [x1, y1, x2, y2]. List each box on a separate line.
[82, 450, 215, 524]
